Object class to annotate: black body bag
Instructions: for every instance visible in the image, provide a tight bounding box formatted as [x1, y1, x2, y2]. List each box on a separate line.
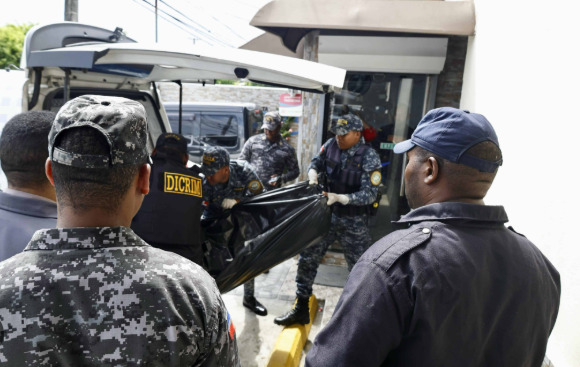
[203, 181, 331, 293]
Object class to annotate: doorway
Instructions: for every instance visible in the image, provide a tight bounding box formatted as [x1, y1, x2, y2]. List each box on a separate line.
[331, 72, 437, 241]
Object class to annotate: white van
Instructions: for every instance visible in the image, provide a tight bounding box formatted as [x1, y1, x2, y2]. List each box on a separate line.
[14, 22, 345, 156]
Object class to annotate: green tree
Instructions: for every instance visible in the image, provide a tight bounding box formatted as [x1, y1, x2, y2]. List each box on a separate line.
[0, 23, 35, 69]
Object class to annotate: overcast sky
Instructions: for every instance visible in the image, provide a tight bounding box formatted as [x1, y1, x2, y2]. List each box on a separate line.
[0, 0, 270, 47]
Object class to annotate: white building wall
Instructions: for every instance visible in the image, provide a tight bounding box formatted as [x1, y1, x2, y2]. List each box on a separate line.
[461, 1, 580, 366]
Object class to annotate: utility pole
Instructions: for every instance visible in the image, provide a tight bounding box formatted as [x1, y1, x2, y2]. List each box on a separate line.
[155, 0, 158, 42]
[64, 0, 78, 22]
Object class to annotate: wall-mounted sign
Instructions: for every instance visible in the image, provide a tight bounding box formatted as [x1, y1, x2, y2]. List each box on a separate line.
[380, 142, 396, 150]
[279, 93, 303, 117]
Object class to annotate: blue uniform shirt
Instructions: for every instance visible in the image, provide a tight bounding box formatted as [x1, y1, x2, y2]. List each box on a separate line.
[306, 202, 561, 367]
[309, 137, 381, 206]
[0, 189, 57, 261]
[202, 160, 264, 217]
[240, 134, 299, 190]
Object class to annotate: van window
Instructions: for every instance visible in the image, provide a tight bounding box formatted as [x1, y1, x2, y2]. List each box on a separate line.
[168, 111, 241, 149]
[168, 111, 195, 137]
[200, 113, 239, 147]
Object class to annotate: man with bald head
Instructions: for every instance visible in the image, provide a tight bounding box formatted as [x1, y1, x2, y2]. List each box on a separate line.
[306, 107, 561, 367]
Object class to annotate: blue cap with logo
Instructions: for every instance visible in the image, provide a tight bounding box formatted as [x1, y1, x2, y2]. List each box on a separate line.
[261, 111, 282, 130]
[330, 113, 363, 136]
[201, 146, 230, 176]
[394, 107, 502, 172]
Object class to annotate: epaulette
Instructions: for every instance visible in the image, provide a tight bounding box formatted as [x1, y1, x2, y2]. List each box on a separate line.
[507, 225, 527, 238]
[372, 224, 435, 273]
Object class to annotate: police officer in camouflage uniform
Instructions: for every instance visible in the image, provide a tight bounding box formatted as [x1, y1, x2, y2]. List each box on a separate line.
[274, 113, 382, 326]
[240, 111, 299, 190]
[201, 146, 268, 316]
[0, 95, 240, 366]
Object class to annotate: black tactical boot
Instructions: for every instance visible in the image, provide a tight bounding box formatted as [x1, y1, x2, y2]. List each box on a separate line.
[243, 296, 268, 316]
[273, 296, 310, 326]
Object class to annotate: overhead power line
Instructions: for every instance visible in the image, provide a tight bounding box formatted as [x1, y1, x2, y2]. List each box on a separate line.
[133, 0, 236, 47]
[159, 0, 212, 34]
[131, 0, 199, 42]
[169, 0, 248, 42]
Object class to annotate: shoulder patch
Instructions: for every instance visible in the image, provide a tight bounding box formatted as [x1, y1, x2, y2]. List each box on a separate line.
[248, 179, 263, 194]
[370, 170, 382, 186]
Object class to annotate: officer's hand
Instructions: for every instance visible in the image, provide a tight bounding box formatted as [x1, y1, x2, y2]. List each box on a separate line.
[221, 198, 238, 209]
[325, 192, 350, 206]
[308, 169, 318, 185]
[269, 175, 280, 187]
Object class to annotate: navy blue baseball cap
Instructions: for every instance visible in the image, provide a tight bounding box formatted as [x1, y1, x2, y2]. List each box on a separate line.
[201, 146, 230, 176]
[330, 113, 363, 136]
[394, 107, 502, 172]
[156, 132, 188, 154]
[261, 111, 282, 130]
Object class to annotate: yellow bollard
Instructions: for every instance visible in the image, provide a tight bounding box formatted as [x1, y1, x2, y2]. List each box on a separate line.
[267, 295, 318, 367]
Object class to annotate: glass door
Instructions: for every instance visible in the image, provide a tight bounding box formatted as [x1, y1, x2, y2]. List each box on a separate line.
[332, 72, 436, 241]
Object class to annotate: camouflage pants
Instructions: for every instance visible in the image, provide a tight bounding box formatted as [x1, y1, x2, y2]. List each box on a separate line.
[295, 213, 371, 298]
[243, 279, 255, 298]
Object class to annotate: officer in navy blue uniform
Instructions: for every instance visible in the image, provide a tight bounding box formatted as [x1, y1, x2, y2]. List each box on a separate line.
[201, 146, 268, 316]
[275, 113, 382, 326]
[305, 108, 561, 367]
[240, 111, 300, 190]
[132, 133, 204, 266]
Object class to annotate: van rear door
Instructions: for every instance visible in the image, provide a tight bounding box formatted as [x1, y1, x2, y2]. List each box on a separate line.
[23, 24, 346, 92]
[20, 23, 346, 157]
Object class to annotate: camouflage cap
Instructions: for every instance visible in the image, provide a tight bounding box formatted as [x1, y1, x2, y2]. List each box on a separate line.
[156, 132, 188, 154]
[49, 95, 150, 168]
[261, 111, 282, 130]
[330, 113, 363, 136]
[201, 146, 230, 176]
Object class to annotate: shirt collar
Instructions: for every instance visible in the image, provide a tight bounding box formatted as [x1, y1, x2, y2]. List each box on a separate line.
[25, 226, 148, 251]
[395, 202, 509, 225]
[343, 136, 366, 156]
[4, 187, 56, 203]
[344, 141, 361, 156]
[261, 134, 282, 146]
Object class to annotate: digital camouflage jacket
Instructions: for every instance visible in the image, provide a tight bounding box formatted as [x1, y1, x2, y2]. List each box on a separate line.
[0, 226, 239, 366]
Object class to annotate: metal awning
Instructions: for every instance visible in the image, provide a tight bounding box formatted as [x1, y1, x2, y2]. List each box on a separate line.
[250, 0, 476, 52]
[240, 32, 301, 58]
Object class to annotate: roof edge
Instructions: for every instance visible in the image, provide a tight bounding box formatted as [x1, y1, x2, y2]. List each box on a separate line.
[251, 0, 475, 52]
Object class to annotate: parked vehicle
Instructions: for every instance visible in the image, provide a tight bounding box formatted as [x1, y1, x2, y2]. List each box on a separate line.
[11, 21, 345, 158]
[164, 102, 264, 163]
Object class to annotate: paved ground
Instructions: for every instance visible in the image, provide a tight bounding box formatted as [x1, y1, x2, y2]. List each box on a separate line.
[222, 251, 348, 367]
